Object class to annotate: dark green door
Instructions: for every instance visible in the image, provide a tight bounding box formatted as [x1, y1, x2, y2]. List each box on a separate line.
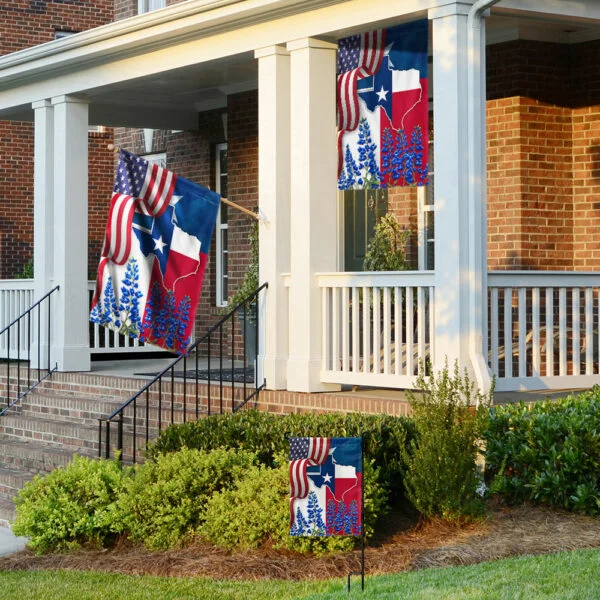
[343, 189, 386, 271]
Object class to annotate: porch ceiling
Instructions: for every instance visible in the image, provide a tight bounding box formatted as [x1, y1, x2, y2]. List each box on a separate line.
[0, 0, 598, 129]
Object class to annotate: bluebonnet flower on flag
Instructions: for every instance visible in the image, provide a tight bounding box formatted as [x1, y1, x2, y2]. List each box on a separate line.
[91, 150, 220, 354]
[290, 437, 362, 537]
[337, 20, 429, 189]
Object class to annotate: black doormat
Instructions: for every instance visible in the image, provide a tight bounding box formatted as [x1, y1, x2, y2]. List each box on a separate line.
[134, 366, 255, 384]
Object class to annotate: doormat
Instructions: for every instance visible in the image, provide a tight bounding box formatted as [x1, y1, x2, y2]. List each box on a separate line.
[134, 366, 254, 384]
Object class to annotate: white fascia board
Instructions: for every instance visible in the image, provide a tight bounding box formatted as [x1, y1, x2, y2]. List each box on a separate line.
[0, 0, 343, 84]
[493, 0, 600, 23]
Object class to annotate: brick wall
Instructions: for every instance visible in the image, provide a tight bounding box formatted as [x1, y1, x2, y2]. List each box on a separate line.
[0, 1, 114, 279]
[486, 39, 599, 272]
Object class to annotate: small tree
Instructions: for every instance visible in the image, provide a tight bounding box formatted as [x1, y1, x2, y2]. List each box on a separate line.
[364, 213, 410, 272]
[401, 360, 493, 521]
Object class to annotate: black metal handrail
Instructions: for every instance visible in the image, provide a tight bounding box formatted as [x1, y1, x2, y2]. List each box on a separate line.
[98, 282, 268, 463]
[0, 285, 59, 417]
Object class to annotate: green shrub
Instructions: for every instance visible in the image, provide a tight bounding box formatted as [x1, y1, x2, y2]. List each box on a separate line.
[12, 456, 129, 554]
[149, 410, 413, 501]
[114, 447, 257, 550]
[484, 388, 600, 515]
[199, 455, 387, 556]
[401, 361, 492, 521]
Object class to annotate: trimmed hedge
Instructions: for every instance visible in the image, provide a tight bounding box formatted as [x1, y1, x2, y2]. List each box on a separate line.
[148, 409, 414, 500]
[484, 388, 600, 515]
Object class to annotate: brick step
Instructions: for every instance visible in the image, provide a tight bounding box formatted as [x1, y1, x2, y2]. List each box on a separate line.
[0, 467, 33, 501]
[17, 394, 128, 426]
[0, 414, 102, 451]
[0, 439, 96, 475]
[0, 497, 16, 524]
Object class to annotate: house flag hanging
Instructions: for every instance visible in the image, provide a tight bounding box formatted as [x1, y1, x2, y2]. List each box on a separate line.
[91, 150, 220, 354]
[337, 19, 429, 189]
[289, 437, 362, 536]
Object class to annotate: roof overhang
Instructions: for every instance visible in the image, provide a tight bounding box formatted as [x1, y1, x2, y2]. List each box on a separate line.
[0, 0, 597, 128]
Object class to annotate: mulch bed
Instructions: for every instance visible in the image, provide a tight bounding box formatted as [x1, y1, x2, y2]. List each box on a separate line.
[1, 505, 600, 580]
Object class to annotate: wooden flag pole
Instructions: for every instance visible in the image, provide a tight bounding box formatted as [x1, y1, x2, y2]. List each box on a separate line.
[107, 144, 262, 222]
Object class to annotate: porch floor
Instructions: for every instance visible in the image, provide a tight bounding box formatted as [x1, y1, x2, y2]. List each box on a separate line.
[89, 357, 589, 406]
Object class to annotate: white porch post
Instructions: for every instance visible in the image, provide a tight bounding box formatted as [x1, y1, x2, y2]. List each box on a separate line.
[286, 38, 340, 393]
[255, 45, 291, 390]
[51, 95, 90, 372]
[32, 100, 55, 370]
[429, 3, 472, 374]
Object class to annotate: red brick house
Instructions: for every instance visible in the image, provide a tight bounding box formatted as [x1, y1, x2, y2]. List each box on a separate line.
[0, 0, 599, 394]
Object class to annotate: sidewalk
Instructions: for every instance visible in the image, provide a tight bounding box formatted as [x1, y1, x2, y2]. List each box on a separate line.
[0, 523, 27, 557]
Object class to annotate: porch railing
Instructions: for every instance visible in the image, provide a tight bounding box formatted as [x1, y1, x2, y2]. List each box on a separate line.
[318, 271, 434, 388]
[98, 283, 267, 463]
[488, 272, 600, 391]
[0, 285, 59, 416]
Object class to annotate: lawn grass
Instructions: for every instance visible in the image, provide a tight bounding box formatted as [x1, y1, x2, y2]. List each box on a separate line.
[2, 548, 599, 600]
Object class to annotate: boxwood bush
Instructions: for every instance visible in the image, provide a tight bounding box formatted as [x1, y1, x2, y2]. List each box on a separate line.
[12, 455, 130, 554]
[484, 388, 600, 515]
[148, 409, 414, 500]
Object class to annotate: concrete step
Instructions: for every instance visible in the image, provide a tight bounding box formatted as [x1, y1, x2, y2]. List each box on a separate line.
[0, 439, 96, 475]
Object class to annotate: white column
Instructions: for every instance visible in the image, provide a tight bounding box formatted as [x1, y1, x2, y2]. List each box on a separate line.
[51, 95, 90, 372]
[32, 100, 55, 370]
[429, 4, 472, 373]
[255, 45, 290, 390]
[286, 38, 340, 393]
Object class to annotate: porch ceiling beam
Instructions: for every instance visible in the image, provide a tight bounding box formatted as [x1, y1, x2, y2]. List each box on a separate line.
[88, 104, 200, 130]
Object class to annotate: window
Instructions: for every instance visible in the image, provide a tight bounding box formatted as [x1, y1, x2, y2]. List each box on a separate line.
[142, 152, 167, 169]
[215, 144, 228, 307]
[138, 0, 166, 14]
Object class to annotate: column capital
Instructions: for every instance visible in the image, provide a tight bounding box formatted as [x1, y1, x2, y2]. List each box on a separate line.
[428, 1, 473, 20]
[286, 37, 337, 53]
[32, 99, 52, 110]
[255, 45, 289, 59]
[51, 95, 89, 106]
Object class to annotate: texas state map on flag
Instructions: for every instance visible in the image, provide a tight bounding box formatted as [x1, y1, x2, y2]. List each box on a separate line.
[337, 20, 429, 189]
[289, 437, 362, 537]
[90, 150, 220, 354]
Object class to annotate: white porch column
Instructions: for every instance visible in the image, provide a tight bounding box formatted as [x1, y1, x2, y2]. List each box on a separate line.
[286, 38, 340, 393]
[255, 45, 291, 390]
[429, 3, 472, 373]
[32, 100, 55, 370]
[51, 95, 90, 372]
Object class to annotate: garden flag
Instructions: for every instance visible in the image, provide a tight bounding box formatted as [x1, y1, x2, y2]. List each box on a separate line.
[90, 150, 220, 354]
[337, 19, 429, 189]
[290, 437, 362, 537]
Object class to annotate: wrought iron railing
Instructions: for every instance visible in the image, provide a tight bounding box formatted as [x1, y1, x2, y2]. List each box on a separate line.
[0, 286, 59, 417]
[98, 283, 268, 463]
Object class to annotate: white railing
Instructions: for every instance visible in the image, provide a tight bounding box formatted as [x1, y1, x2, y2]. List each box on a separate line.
[488, 272, 600, 391]
[0, 279, 35, 359]
[0, 280, 156, 357]
[319, 271, 434, 388]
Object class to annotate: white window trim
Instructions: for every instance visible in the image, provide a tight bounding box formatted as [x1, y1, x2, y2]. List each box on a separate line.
[215, 143, 228, 307]
[143, 151, 166, 168]
[138, 0, 166, 15]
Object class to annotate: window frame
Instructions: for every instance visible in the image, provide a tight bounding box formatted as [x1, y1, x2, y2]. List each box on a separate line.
[215, 143, 228, 307]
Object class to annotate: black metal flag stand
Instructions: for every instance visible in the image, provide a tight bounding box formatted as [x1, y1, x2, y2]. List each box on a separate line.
[347, 437, 365, 593]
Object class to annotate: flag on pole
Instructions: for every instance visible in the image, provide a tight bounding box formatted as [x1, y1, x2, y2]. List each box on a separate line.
[337, 20, 429, 189]
[289, 437, 362, 537]
[91, 149, 220, 354]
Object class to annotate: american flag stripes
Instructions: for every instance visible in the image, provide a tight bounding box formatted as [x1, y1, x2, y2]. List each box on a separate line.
[92, 150, 177, 306]
[337, 29, 386, 176]
[289, 437, 331, 524]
